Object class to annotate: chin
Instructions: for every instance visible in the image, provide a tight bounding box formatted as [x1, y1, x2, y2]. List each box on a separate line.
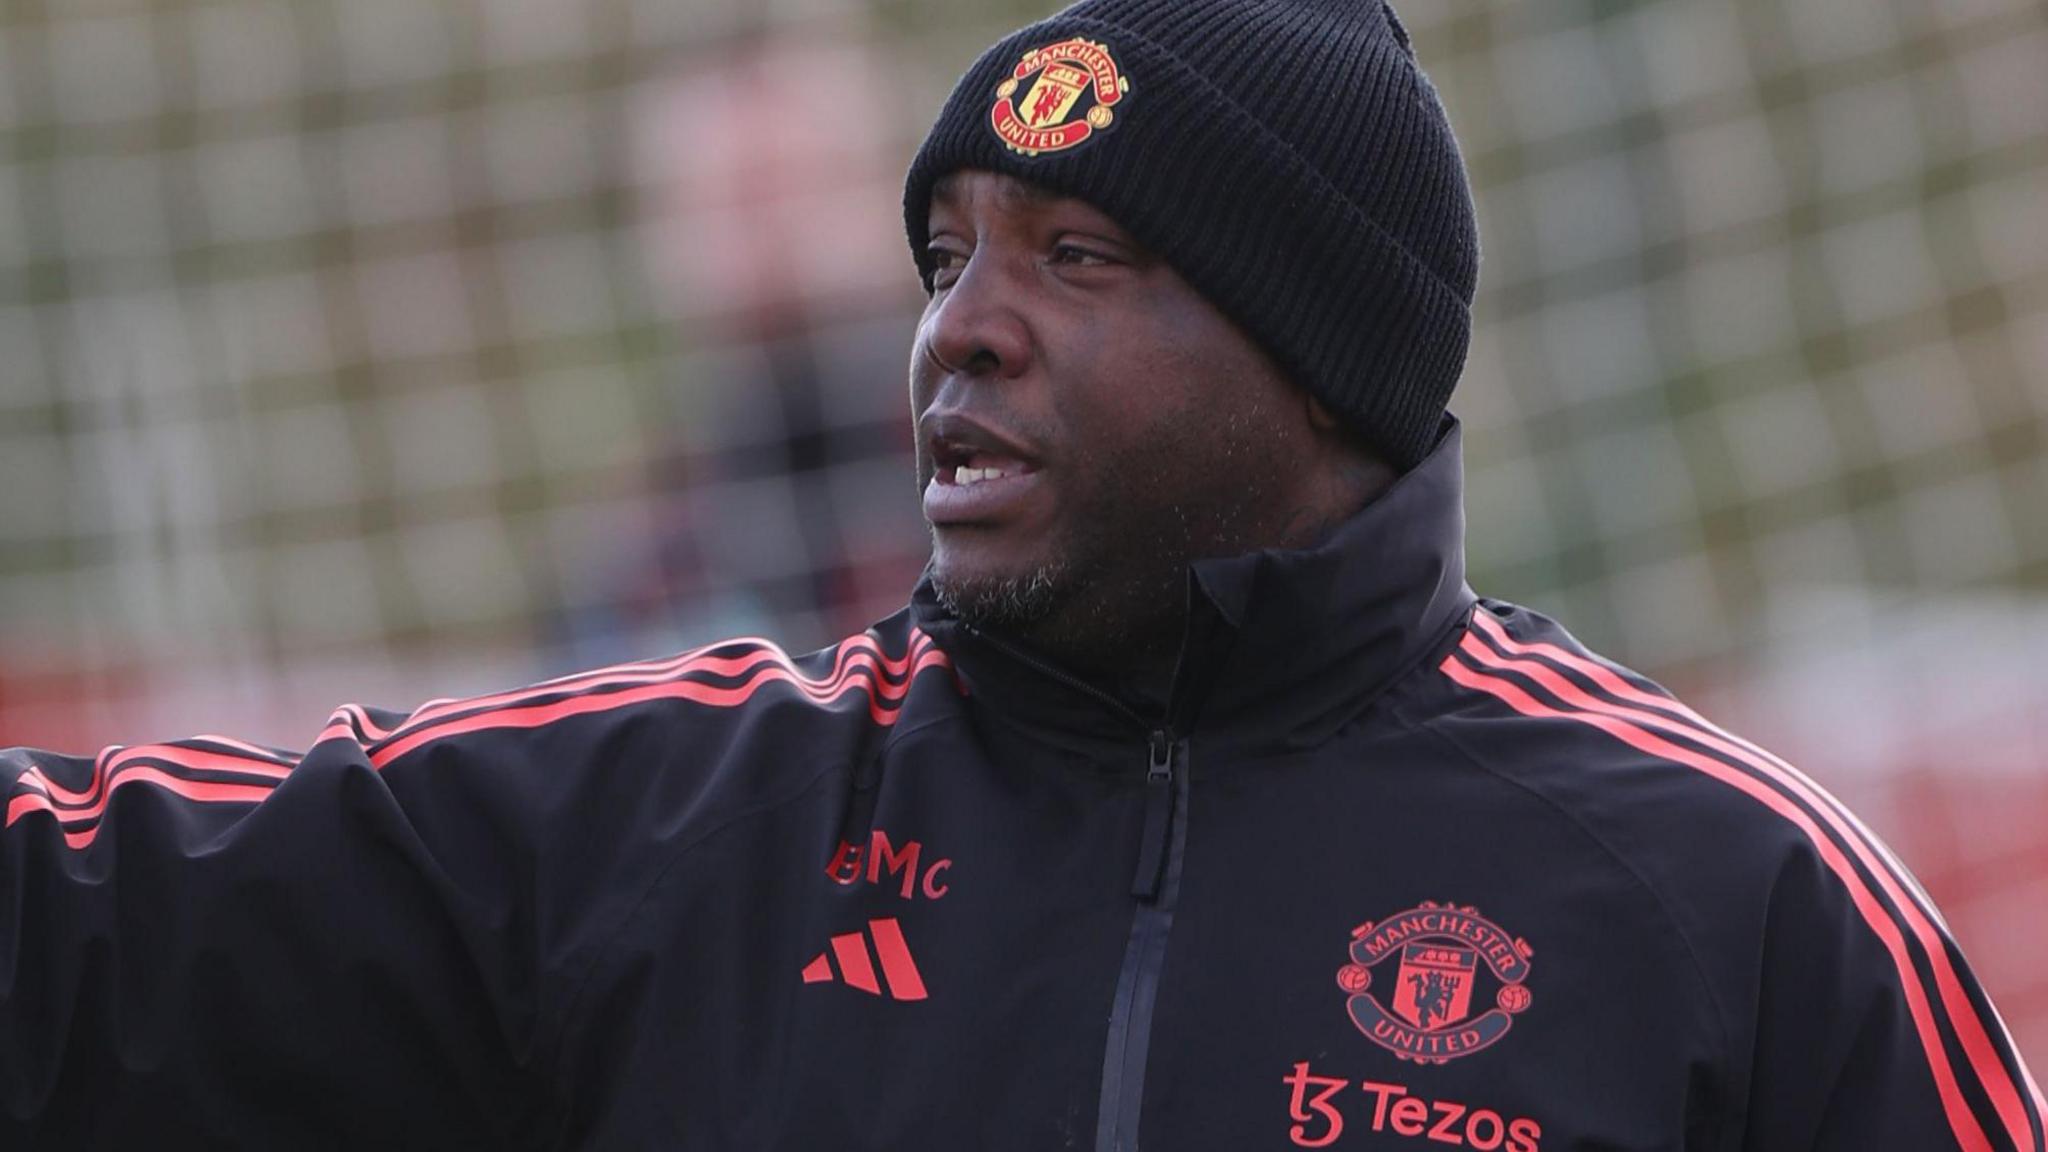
[928, 554, 1071, 630]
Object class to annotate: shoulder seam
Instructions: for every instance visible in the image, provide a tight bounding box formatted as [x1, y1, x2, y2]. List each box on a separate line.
[878, 708, 970, 756]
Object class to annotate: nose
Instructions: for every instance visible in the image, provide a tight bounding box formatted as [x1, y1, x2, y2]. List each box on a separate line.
[919, 250, 1032, 382]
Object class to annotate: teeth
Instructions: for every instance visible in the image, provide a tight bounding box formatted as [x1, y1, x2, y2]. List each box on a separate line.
[955, 465, 1010, 486]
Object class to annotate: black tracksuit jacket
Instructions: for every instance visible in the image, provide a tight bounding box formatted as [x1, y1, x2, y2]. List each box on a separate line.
[2, 423, 2041, 1151]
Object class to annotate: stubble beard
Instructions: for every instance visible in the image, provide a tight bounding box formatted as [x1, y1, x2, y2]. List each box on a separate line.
[926, 400, 1293, 674]
[929, 555, 1072, 632]
[928, 508, 1197, 674]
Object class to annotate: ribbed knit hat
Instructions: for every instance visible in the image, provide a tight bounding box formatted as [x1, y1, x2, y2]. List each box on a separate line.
[904, 0, 1478, 471]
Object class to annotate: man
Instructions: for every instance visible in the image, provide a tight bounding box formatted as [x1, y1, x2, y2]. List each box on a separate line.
[1, 0, 2040, 1148]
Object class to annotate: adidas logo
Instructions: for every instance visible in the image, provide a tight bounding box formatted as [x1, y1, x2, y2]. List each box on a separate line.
[801, 917, 928, 1001]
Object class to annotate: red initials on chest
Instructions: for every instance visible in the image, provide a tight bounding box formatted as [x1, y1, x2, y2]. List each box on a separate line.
[825, 830, 952, 900]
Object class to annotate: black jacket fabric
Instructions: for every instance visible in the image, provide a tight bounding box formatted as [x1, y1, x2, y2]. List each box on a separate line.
[2, 423, 2040, 1151]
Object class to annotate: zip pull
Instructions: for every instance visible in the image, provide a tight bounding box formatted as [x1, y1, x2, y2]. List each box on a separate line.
[1132, 729, 1177, 900]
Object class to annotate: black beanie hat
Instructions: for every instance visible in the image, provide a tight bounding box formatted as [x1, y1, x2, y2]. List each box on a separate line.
[904, 0, 1479, 471]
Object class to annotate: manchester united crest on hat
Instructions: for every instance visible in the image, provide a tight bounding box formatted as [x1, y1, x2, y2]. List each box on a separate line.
[1335, 901, 1535, 1064]
[988, 38, 1130, 157]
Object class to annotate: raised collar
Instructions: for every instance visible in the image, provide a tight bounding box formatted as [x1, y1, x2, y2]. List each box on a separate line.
[911, 418, 1476, 760]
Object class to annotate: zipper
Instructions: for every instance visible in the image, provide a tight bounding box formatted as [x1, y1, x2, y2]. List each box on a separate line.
[1131, 730, 1175, 900]
[1096, 729, 1187, 1152]
[960, 624, 1189, 1152]
[958, 625, 1182, 899]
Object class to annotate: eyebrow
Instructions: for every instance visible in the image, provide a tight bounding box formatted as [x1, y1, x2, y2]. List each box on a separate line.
[930, 172, 1066, 212]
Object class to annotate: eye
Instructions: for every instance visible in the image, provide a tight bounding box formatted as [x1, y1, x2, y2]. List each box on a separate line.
[1049, 242, 1114, 267]
[925, 245, 968, 290]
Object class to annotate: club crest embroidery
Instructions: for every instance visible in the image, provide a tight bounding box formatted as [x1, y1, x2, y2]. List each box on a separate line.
[1335, 901, 1535, 1064]
[988, 38, 1130, 157]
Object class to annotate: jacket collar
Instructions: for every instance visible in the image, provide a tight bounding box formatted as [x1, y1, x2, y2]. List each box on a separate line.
[912, 418, 1476, 760]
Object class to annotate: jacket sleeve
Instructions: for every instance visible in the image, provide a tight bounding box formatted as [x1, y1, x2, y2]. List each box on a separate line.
[0, 709, 597, 1149]
[1739, 837, 2044, 1152]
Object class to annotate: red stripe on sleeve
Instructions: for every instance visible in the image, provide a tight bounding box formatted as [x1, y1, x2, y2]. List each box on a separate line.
[1440, 652, 1999, 1152]
[6, 766, 277, 848]
[384, 632, 922, 741]
[1466, 611, 2043, 1149]
[365, 634, 949, 770]
[19, 744, 293, 812]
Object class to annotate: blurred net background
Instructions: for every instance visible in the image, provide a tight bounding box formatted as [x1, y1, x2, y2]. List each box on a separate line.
[1, 0, 2042, 1064]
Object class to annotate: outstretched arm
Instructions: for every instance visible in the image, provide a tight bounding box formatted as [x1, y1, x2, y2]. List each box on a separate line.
[0, 716, 553, 1148]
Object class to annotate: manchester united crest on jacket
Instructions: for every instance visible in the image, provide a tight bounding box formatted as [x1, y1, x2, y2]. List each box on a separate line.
[1337, 901, 1534, 1064]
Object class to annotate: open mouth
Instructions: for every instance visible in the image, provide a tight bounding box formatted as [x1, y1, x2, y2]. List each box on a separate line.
[929, 431, 1041, 487]
[938, 458, 1037, 487]
[924, 436, 1045, 523]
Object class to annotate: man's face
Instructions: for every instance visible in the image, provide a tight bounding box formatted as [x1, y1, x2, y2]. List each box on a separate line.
[910, 170, 1325, 665]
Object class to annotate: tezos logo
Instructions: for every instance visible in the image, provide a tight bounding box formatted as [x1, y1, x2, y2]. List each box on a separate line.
[1337, 901, 1534, 1064]
[988, 38, 1130, 157]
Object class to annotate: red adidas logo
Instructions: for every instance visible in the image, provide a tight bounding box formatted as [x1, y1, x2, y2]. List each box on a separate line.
[801, 917, 928, 1001]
